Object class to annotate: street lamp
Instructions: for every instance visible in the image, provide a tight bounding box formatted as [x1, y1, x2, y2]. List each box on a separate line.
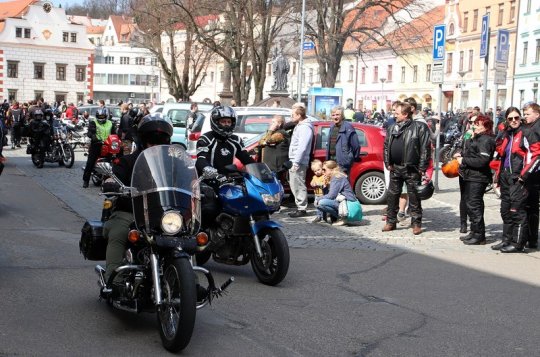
[379, 78, 386, 112]
[458, 71, 466, 110]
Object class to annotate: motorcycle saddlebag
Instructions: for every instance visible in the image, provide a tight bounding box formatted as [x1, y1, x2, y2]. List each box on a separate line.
[80, 220, 107, 260]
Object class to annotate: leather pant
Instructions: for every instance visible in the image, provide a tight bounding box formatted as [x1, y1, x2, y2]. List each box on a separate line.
[386, 165, 422, 226]
[463, 180, 488, 237]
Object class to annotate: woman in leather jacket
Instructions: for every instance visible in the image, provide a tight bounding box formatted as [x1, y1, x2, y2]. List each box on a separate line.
[454, 114, 496, 245]
[492, 107, 528, 252]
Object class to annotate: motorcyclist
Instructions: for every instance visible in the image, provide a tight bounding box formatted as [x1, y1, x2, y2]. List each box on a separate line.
[82, 107, 116, 188]
[103, 114, 173, 283]
[195, 106, 255, 223]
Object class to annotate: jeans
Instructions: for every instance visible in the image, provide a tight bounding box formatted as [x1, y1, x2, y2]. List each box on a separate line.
[288, 164, 308, 211]
[317, 198, 339, 220]
[103, 210, 133, 281]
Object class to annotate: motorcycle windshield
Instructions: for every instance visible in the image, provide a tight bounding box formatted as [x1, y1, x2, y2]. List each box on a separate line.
[244, 162, 275, 183]
[131, 145, 201, 234]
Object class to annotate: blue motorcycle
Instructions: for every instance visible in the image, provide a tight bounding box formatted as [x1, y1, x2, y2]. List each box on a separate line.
[197, 162, 290, 286]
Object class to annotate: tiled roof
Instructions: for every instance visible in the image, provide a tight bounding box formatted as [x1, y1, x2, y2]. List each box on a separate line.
[174, 14, 219, 30]
[87, 25, 105, 34]
[0, 0, 36, 20]
[109, 15, 134, 42]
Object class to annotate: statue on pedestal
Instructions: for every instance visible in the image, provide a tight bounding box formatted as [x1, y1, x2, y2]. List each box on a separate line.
[272, 48, 289, 92]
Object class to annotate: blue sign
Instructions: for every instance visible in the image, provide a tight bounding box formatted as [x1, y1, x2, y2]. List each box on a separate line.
[496, 29, 510, 64]
[480, 14, 490, 58]
[303, 42, 315, 50]
[432, 24, 446, 61]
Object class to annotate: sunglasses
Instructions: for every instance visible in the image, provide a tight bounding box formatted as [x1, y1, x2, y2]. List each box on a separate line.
[507, 116, 520, 122]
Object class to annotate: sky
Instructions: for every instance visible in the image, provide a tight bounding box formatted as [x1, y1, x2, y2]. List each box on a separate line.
[0, 0, 85, 7]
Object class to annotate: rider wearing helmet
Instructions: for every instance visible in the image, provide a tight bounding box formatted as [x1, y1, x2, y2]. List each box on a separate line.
[82, 104, 116, 188]
[195, 105, 254, 180]
[103, 114, 173, 283]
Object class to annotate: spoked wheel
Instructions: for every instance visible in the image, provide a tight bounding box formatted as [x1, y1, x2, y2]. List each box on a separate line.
[157, 258, 196, 353]
[250, 228, 290, 286]
[91, 173, 103, 186]
[62, 144, 75, 168]
[31, 153, 44, 168]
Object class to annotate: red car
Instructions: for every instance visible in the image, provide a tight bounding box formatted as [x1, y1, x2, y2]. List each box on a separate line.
[241, 121, 387, 204]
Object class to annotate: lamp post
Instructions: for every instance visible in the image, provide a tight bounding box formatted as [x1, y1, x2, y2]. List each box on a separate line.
[457, 71, 466, 111]
[297, 0, 306, 103]
[379, 78, 386, 112]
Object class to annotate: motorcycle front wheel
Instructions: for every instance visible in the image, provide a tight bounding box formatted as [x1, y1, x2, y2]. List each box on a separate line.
[250, 228, 290, 286]
[31, 152, 44, 168]
[157, 258, 197, 353]
[438, 146, 451, 164]
[61, 144, 75, 168]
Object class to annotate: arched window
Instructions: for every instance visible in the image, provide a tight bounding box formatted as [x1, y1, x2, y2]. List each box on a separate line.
[449, 23, 455, 36]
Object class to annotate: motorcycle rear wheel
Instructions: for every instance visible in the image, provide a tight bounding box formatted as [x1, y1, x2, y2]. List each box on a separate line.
[62, 144, 75, 168]
[31, 153, 44, 168]
[157, 258, 197, 353]
[250, 228, 290, 286]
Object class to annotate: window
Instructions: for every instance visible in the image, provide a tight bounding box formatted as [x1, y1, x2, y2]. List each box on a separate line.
[56, 64, 66, 80]
[526, 0, 531, 13]
[94, 73, 106, 85]
[309, 68, 314, 84]
[425, 64, 431, 82]
[135, 57, 145, 65]
[473, 10, 478, 31]
[459, 51, 464, 72]
[373, 66, 378, 83]
[522, 41, 528, 65]
[336, 67, 341, 82]
[7, 61, 18, 78]
[210, 71, 214, 82]
[24, 28, 30, 38]
[8, 89, 17, 101]
[361, 67, 366, 84]
[509, 1, 516, 23]
[463, 12, 469, 32]
[348, 65, 354, 81]
[151, 57, 157, 66]
[76, 66, 86, 82]
[536, 39, 540, 63]
[401, 66, 406, 83]
[220, 70, 224, 83]
[34, 91, 43, 101]
[34, 63, 45, 79]
[485, 6, 491, 15]
[71, 33, 77, 42]
[120, 57, 129, 65]
[446, 53, 453, 73]
[77, 93, 84, 103]
[108, 74, 129, 85]
[468, 50, 474, 71]
[316, 127, 368, 151]
[387, 65, 393, 82]
[105, 56, 114, 64]
[292, 62, 296, 76]
[15, 27, 22, 38]
[449, 23, 455, 36]
[63, 32, 69, 42]
[498, 3, 504, 26]
[413, 65, 418, 82]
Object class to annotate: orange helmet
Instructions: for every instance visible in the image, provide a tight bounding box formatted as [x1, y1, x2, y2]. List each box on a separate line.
[442, 159, 460, 178]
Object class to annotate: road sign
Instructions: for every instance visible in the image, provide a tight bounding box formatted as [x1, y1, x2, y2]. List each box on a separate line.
[496, 29, 510, 64]
[480, 14, 490, 58]
[433, 24, 446, 61]
[303, 42, 315, 50]
[431, 62, 444, 84]
[494, 69, 507, 85]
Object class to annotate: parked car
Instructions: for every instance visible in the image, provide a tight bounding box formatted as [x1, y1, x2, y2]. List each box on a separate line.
[78, 105, 121, 123]
[239, 122, 387, 205]
[162, 102, 213, 148]
[149, 104, 164, 114]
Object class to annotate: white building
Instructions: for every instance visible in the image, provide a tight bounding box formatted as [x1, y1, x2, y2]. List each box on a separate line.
[513, 0, 540, 107]
[0, 0, 93, 104]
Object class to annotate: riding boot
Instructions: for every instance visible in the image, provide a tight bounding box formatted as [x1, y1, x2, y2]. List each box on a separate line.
[501, 224, 527, 253]
[460, 223, 475, 241]
[527, 213, 539, 249]
[460, 220, 467, 234]
[491, 224, 512, 250]
[463, 231, 486, 245]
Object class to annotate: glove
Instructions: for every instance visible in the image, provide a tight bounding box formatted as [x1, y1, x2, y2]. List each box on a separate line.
[202, 166, 218, 179]
[216, 174, 228, 184]
[290, 163, 299, 173]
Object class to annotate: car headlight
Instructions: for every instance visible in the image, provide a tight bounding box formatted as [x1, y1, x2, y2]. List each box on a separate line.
[161, 211, 183, 235]
[261, 192, 282, 208]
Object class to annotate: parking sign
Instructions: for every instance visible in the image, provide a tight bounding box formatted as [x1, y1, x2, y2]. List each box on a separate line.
[480, 14, 490, 58]
[496, 29, 510, 64]
[433, 24, 446, 61]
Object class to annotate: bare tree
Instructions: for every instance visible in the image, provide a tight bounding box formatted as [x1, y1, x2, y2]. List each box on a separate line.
[131, 0, 214, 101]
[65, 0, 130, 17]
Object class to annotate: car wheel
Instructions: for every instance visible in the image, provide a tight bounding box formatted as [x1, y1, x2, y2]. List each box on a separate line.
[354, 171, 387, 205]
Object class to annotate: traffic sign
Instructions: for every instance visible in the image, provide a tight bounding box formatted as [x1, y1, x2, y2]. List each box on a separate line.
[496, 29, 510, 64]
[431, 62, 444, 84]
[303, 42, 315, 50]
[494, 69, 507, 85]
[433, 24, 446, 61]
[480, 14, 490, 58]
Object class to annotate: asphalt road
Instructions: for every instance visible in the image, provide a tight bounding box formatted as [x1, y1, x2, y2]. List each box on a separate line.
[1, 147, 540, 356]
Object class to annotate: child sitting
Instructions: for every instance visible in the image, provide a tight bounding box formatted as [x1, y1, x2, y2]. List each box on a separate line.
[310, 159, 329, 223]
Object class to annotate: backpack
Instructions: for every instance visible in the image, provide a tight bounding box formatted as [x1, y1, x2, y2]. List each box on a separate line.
[11, 108, 22, 123]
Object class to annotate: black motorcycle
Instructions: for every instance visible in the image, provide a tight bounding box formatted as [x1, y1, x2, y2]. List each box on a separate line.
[438, 123, 462, 163]
[27, 118, 74, 168]
[79, 145, 232, 352]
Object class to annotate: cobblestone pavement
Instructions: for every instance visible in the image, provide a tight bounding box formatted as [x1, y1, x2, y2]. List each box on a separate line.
[4, 144, 538, 256]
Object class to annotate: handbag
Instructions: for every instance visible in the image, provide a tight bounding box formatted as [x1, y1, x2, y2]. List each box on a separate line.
[346, 199, 363, 222]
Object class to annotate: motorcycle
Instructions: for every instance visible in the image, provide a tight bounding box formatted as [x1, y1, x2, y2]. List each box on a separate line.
[196, 162, 290, 286]
[64, 117, 89, 150]
[438, 123, 462, 163]
[84, 134, 122, 186]
[27, 117, 75, 168]
[79, 145, 233, 352]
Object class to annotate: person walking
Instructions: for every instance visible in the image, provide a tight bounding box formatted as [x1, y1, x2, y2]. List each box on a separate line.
[454, 114, 496, 245]
[287, 105, 314, 218]
[382, 101, 431, 235]
[492, 107, 528, 252]
[325, 106, 360, 176]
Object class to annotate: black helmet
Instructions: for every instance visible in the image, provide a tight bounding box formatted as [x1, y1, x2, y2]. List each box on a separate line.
[416, 180, 435, 200]
[137, 114, 173, 148]
[210, 106, 236, 138]
[33, 109, 44, 120]
[129, 108, 139, 118]
[96, 107, 108, 122]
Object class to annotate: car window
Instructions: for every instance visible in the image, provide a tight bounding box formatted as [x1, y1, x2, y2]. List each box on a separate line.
[355, 128, 367, 147]
[244, 122, 271, 134]
[168, 109, 189, 128]
[315, 127, 367, 150]
[108, 107, 121, 118]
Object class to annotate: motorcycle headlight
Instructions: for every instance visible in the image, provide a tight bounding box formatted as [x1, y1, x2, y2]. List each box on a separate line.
[161, 211, 183, 235]
[111, 142, 119, 150]
[261, 192, 282, 208]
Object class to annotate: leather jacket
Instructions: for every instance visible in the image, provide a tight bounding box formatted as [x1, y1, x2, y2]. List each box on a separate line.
[459, 132, 495, 183]
[384, 119, 431, 172]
